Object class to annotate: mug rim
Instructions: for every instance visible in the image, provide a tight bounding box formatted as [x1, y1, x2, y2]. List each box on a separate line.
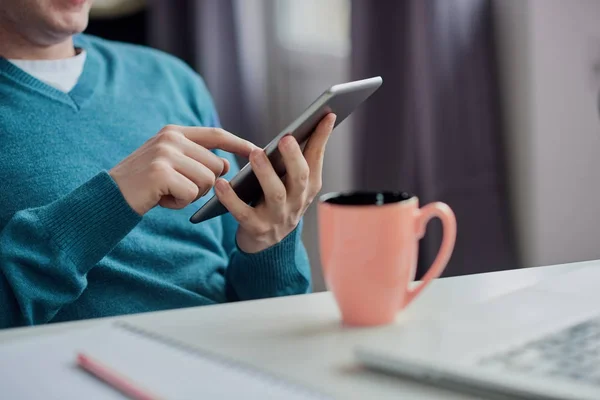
[319, 190, 417, 207]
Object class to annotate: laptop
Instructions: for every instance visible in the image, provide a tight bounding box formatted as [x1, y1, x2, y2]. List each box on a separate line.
[355, 265, 600, 400]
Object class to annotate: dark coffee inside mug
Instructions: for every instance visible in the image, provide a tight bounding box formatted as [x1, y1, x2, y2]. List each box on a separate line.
[320, 191, 414, 206]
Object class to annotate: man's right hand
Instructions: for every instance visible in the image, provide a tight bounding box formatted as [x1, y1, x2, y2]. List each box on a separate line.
[109, 125, 257, 216]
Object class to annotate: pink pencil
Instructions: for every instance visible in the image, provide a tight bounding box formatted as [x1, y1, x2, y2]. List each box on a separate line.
[76, 353, 165, 400]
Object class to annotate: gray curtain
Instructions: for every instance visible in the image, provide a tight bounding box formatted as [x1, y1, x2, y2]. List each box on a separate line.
[351, 0, 517, 277]
[146, 0, 258, 143]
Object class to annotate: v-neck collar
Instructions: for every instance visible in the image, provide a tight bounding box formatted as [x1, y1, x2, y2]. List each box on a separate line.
[0, 34, 99, 111]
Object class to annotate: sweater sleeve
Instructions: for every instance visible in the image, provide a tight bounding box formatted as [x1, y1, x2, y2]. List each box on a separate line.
[0, 172, 141, 328]
[222, 207, 312, 301]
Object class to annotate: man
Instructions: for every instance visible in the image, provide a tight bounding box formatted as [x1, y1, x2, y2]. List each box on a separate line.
[0, 0, 335, 329]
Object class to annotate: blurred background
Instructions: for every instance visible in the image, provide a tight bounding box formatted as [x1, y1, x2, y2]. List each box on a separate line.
[86, 0, 600, 291]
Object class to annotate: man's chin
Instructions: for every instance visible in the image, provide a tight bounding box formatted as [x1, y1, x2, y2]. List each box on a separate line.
[34, 21, 87, 47]
[46, 1, 91, 37]
[47, 15, 89, 38]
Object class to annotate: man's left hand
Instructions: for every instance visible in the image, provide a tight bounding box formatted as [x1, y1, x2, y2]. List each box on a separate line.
[215, 113, 336, 253]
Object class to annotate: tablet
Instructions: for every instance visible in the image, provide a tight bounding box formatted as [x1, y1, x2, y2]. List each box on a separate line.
[189, 76, 383, 224]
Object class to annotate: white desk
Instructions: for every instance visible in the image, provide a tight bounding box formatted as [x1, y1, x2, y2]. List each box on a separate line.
[0, 260, 594, 399]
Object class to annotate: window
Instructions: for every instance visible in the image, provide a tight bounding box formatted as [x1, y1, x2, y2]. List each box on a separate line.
[275, 0, 351, 56]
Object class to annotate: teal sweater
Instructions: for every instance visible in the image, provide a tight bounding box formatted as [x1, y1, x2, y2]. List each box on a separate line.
[0, 35, 310, 329]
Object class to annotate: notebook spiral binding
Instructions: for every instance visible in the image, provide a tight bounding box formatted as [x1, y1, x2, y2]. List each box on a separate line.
[114, 321, 330, 399]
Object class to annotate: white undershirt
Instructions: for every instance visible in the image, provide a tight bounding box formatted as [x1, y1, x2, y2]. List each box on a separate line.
[8, 50, 87, 93]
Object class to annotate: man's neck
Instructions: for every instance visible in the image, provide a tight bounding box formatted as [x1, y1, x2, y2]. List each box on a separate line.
[0, 26, 75, 60]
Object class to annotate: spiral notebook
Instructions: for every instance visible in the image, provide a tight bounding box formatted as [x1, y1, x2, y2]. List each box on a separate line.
[0, 322, 328, 400]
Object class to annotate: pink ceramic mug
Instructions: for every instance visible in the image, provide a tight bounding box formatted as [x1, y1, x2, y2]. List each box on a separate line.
[318, 191, 456, 326]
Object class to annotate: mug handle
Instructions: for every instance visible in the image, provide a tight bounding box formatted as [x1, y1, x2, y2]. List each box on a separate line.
[403, 202, 457, 307]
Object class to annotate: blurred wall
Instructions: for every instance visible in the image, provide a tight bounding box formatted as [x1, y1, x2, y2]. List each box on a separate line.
[494, 0, 600, 267]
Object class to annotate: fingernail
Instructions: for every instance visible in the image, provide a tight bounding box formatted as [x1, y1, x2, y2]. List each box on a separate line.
[215, 179, 229, 193]
[281, 135, 295, 150]
[251, 149, 267, 167]
[329, 114, 337, 127]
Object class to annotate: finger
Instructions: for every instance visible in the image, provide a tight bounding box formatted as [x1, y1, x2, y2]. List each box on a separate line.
[249, 149, 287, 219]
[171, 153, 216, 198]
[156, 127, 233, 177]
[278, 135, 310, 202]
[158, 196, 181, 209]
[303, 113, 336, 195]
[159, 169, 199, 209]
[221, 157, 230, 176]
[179, 136, 226, 177]
[178, 126, 258, 158]
[214, 178, 259, 227]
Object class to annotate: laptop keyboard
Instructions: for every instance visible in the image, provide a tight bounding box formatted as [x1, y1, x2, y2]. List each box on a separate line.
[478, 315, 600, 387]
